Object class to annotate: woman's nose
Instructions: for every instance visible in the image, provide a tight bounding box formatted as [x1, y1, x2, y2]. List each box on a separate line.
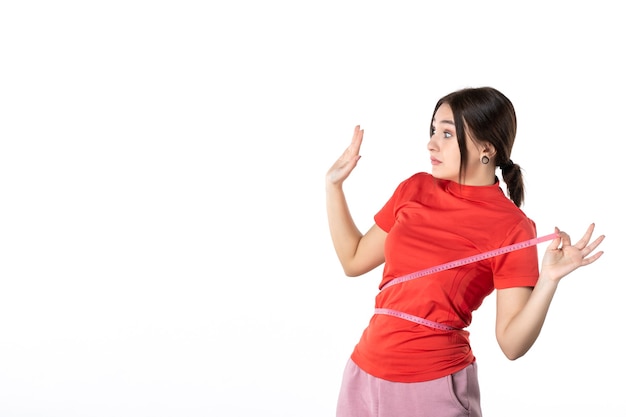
[427, 135, 438, 151]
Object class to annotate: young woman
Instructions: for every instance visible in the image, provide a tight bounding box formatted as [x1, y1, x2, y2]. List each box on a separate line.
[325, 87, 605, 417]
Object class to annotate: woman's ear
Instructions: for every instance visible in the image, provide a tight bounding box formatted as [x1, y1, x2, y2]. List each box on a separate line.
[483, 143, 497, 158]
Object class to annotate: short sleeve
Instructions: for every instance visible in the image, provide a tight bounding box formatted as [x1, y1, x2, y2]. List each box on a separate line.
[374, 176, 413, 233]
[492, 219, 540, 289]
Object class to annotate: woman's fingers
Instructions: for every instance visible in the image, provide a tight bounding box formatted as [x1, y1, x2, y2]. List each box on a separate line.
[556, 223, 605, 267]
[327, 126, 365, 185]
[572, 223, 596, 249]
[581, 234, 605, 265]
[557, 230, 571, 248]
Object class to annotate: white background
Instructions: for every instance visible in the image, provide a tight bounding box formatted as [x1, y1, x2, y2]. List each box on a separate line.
[1, 1, 623, 416]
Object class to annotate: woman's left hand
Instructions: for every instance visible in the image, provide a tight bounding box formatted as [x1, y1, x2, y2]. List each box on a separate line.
[541, 223, 605, 282]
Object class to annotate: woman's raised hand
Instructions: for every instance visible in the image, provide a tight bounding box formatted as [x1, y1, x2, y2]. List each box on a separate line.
[326, 125, 364, 187]
[541, 223, 605, 282]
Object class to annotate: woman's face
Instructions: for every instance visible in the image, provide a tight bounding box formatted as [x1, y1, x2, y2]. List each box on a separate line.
[428, 103, 487, 184]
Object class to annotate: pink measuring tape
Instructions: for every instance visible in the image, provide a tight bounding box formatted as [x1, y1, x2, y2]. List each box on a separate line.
[375, 232, 560, 330]
[381, 232, 560, 290]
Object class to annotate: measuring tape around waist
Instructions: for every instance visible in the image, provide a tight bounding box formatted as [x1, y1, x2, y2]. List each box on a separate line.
[380, 232, 559, 290]
[375, 232, 560, 331]
[374, 308, 459, 331]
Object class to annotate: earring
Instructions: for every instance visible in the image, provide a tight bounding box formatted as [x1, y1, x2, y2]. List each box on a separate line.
[481, 155, 490, 164]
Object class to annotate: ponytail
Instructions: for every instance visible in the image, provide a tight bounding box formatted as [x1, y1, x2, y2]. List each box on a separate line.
[500, 161, 524, 207]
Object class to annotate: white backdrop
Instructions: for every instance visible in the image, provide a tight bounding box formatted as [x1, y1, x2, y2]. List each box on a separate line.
[1, 1, 623, 416]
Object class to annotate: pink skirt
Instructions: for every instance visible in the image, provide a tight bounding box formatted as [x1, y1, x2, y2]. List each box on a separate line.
[336, 359, 482, 417]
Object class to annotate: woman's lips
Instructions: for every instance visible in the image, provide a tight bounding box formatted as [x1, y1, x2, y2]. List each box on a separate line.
[430, 158, 441, 165]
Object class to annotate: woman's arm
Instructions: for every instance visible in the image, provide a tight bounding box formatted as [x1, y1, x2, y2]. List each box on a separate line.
[326, 126, 386, 276]
[495, 223, 605, 360]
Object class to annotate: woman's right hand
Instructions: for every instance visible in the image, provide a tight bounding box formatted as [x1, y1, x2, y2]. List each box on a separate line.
[326, 125, 364, 187]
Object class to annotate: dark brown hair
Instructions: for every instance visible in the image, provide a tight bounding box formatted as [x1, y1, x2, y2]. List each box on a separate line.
[431, 86, 525, 207]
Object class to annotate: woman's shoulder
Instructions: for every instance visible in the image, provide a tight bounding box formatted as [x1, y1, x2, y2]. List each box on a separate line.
[391, 172, 434, 195]
[400, 171, 433, 185]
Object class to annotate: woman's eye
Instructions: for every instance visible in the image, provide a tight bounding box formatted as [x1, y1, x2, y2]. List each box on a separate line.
[431, 128, 453, 138]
